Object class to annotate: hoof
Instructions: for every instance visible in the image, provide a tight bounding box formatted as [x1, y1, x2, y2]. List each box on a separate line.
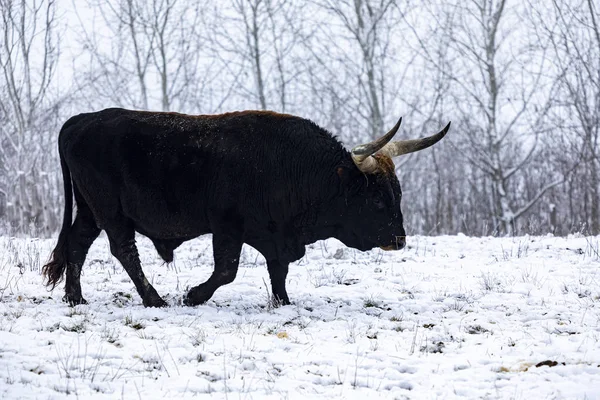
[182, 296, 196, 307]
[63, 294, 88, 306]
[272, 294, 290, 307]
[143, 296, 168, 308]
[183, 287, 212, 306]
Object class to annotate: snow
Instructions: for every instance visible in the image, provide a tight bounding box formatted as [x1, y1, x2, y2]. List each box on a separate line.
[1, 234, 599, 399]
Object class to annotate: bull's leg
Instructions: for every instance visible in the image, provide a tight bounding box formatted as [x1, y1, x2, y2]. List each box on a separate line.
[183, 229, 243, 306]
[266, 260, 290, 305]
[63, 208, 101, 305]
[106, 225, 167, 308]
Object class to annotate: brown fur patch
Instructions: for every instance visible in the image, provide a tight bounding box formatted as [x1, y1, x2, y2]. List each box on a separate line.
[373, 153, 396, 176]
[221, 110, 297, 119]
[138, 109, 297, 121]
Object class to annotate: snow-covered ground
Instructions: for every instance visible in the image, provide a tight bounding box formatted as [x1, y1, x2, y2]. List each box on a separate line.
[0, 233, 599, 399]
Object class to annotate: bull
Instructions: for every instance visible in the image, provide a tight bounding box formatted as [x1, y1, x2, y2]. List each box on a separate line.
[42, 108, 450, 307]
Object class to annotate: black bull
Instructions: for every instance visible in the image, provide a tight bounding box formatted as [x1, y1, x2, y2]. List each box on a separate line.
[43, 108, 450, 307]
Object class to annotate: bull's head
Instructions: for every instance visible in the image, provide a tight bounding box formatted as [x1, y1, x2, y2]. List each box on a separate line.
[334, 118, 450, 252]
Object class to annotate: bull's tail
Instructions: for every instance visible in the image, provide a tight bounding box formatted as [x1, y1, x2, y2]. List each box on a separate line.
[42, 143, 73, 289]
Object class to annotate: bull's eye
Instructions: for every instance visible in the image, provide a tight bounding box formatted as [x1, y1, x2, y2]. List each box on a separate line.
[373, 197, 385, 209]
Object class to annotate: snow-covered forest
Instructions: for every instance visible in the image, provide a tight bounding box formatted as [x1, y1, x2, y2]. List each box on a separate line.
[0, 0, 599, 236]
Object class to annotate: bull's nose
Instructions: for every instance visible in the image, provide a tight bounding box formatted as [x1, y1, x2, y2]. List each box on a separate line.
[396, 236, 406, 250]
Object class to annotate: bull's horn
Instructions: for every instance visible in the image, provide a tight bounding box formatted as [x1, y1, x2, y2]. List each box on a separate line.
[351, 117, 402, 173]
[379, 121, 451, 158]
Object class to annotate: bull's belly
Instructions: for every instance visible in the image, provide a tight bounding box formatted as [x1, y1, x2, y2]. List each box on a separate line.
[123, 199, 210, 240]
[133, 218, 210, 240]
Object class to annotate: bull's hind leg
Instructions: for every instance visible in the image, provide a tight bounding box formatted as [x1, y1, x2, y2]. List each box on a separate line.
[63, 207, 101, 305]
[183, 226, 243, 306]
[106, 223, 167, 308]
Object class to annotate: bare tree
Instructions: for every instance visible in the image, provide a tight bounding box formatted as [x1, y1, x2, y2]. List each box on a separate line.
[238, 0, 268, 110]
[0, 0, 62, 233]
[536, 0, 600, 234]
[209, 0, 305, 112]
[414, 0, 562, 235]
[74, 0, 206, 112]
[308, 0, 408, 142]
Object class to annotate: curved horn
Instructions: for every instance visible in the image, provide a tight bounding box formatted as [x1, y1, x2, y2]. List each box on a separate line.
[379, 121, 451, 158]
[351, 117, 402, 173]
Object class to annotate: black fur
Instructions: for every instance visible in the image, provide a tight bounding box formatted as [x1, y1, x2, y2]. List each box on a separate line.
[44, 108, 408, 307]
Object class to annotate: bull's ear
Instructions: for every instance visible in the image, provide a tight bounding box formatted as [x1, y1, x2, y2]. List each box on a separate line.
[337, 166, 364, 194]
[336, 166, 357, 186]
[337, 166, 350, 182]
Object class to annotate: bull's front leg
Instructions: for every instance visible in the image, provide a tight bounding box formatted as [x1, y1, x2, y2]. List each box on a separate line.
[107, 234, 167, 308]
[266, 260, 290, 306]
[265, 239, 305, 306]
[183, 227, 243, 306]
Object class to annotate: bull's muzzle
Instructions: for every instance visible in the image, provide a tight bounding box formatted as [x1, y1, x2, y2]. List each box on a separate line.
[380, 236, 406, 251]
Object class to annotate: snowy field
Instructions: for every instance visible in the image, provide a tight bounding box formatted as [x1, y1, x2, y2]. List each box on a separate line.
[0, 234, 599, 399]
